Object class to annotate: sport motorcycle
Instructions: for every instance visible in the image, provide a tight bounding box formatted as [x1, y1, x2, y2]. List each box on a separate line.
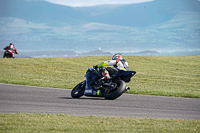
[3, 50, 18, 58]
[71, 67, 136, 100]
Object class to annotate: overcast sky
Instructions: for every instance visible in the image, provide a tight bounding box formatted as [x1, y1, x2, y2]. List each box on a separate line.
[44, 0, 154, 7]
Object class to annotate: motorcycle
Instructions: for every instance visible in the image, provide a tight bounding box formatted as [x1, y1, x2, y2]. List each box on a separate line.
[71, 67, 136, 100]
[3, 50, 17, 58]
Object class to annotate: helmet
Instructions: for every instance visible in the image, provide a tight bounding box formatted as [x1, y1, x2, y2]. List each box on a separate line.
[9, 43, 14, 46]
[112, 54, 122, 60]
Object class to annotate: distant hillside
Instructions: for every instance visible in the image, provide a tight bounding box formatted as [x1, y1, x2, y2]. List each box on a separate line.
[1, 0, 199, 27]
[79, 49, 112, 56]
[91, 0, 200, 27]
[0, 0, 200, 55]
[0, 0, 86, 26]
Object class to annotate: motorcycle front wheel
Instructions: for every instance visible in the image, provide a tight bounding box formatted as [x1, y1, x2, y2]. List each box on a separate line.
[71, 80, 86, 98]
[103, 80, 126, 100]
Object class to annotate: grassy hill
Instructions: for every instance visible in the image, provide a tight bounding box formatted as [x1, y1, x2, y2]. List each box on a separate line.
[0, 56, 199, 98]
[0, 56, 200, 133]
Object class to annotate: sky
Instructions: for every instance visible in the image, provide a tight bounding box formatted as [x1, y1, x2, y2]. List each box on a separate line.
[44, 0, 154, 7]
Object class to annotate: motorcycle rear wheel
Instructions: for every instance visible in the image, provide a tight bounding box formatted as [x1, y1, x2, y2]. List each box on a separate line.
[71, 81, 85, 98]
[103, 80, 126, 100]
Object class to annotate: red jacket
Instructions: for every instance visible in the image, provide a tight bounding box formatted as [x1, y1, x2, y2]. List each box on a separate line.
[4, 46, 18, 54]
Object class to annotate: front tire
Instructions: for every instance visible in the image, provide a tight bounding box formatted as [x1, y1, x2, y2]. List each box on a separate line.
[71, 81, 86, 98]
[103, 80, 126, 100]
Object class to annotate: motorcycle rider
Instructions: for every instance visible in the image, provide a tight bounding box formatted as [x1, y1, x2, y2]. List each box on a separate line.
[93, 53, 129, 88]
[3, 43, 18, 58]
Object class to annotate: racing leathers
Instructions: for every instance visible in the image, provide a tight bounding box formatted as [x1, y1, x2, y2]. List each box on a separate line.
[3, 45, 18, 58]
[96, 59, 129, 79]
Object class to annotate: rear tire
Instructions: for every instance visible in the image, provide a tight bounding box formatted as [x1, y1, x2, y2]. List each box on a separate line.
[71, 81, 85, 98]
[103, 80, 126, 100]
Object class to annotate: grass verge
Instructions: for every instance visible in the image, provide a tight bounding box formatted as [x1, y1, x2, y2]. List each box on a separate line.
[0, 113, 199, 133]
[0, 56, 199, 98]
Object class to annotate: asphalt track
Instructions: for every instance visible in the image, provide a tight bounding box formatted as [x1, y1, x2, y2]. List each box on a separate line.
[0, 83, 200, 120]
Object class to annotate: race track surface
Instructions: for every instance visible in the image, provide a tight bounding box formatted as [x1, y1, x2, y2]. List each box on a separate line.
[0, 83, 200, 120]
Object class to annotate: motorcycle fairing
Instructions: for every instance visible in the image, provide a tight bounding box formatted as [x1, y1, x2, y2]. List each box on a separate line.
[83, 68, 136, 96]
[112, 70, 136, 82]
[84, 68, 103, 97]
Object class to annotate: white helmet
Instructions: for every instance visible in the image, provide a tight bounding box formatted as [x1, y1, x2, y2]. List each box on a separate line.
[112, 54, 122, 60]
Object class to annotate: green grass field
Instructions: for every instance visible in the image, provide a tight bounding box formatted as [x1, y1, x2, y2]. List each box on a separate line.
[0, 113, 199, 133]
[0, 56, 200, 132]
[0, 56, 199, 98]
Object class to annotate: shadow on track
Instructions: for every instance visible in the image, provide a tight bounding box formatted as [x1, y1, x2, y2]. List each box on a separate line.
[58, 97, 107, 100]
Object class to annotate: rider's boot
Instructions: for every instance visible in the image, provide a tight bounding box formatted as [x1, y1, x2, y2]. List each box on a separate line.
[93, 68, 111, 89]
